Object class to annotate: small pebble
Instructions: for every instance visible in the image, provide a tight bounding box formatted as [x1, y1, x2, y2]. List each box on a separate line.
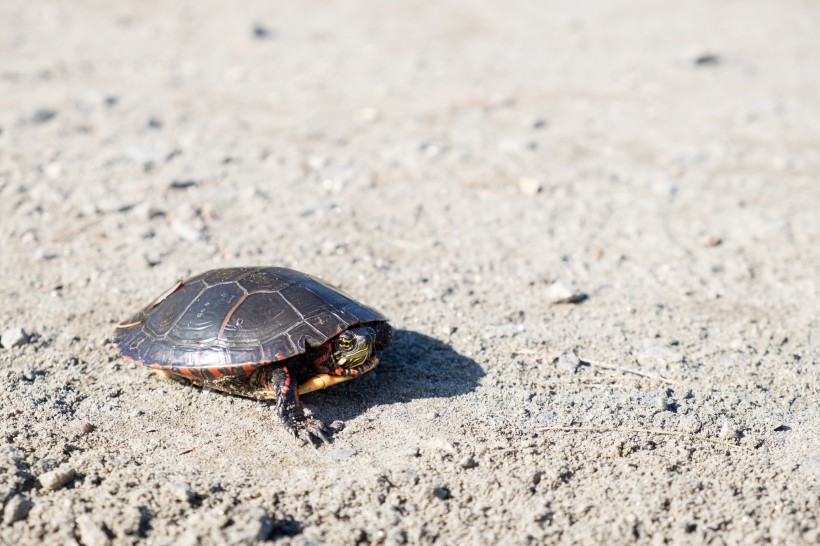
[656, 396, 674, 412]
[34, 248, 58, 261]
[400, 446, 420, 458]
[144, 251, 162, 267]
[678, 415, 702, 434]
[26, 108, 57, 124]
[169, 179, 198, 190]
[432, 486, 451, 500]
[424, 438, 456, 457]
[39, 467, 75, 491]
[252, 24, 273, 39]
[555, 350, 582, 374]
[224, 506, 276, 542]
[170, 220, 202, 242]
[43, 162, 62, 179]
[3, 495, 32, 524]
[694, 54, 720, 66]
[307, 155, 328, 171]
[386, 528, 409, 546]
[135, 203, 166, 220]
[74, 421, 95, 435]
[77, 515, 111, 546]
[1, 328, 30, 348]
[438, 324, 458, 338]
[167, 482, 196, 503]
[518, 177, 542, 196]
[719, 422, 739, 441]
[328, 420, 345, 432]
[359, 107, 380, 123]
[459, 456, 478, 469]
[547, 282, 586, 304]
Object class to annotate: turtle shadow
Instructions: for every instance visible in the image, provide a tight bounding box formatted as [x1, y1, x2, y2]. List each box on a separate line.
[305, 329, 484, 425]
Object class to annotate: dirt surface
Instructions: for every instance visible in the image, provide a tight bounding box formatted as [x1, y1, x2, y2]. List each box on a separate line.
[1, 1, 819, 544]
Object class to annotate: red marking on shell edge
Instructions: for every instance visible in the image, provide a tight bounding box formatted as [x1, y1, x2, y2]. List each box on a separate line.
[242, 364, 255, 376]
[208, 367, 223, 379]
[178, 367, 196, 379]
[123, 355, 134, 362]
[148, 363, 163, 370]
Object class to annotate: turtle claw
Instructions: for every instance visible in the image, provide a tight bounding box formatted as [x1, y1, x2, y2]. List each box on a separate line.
[280, 408, 329, 446]
[295, 418, 330, 446]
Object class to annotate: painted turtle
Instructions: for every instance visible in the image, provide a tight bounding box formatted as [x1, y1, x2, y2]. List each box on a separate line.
[113, 267, 393, 443]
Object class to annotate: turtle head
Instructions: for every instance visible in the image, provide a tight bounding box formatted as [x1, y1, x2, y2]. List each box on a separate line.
[332, 325, 377, 370]
[298, 322, 393, 395]
[333, 322, 392, 369]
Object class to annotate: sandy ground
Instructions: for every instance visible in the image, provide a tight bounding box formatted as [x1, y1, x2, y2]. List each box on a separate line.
[1, 0, 819, 544]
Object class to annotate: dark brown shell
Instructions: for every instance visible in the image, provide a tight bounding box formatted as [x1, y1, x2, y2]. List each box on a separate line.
[113, 267, 388, 375]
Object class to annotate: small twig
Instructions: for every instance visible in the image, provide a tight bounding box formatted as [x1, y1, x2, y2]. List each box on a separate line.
[547, 376, 668, 387]
[178, 447, 197, 455]
[540, 426, 750, 451]
[580, 357, 682, 386]
[543, 379, 634, 389]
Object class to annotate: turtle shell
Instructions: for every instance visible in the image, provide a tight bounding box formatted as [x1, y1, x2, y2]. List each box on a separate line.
[113, 267, 387, 379]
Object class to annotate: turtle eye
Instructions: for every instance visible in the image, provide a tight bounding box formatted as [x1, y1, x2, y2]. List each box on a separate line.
[337, 336, 354, 350]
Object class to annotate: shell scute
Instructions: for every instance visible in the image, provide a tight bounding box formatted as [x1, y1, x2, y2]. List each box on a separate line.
[176, 282, 246, 343]
[143, 280, 206, 336]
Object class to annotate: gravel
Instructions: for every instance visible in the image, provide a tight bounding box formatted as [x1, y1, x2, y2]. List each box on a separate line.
[1, 0, 818, 544]
[2, 495, 32, 525]
[37, 467, 75, 492]
[1, 328, 30, 349]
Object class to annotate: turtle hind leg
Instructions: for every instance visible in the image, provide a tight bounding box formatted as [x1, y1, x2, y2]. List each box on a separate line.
[265, 366, 329, 446]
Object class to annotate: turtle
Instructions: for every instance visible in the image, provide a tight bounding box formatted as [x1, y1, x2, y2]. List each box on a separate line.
[113, 267, 393, 444]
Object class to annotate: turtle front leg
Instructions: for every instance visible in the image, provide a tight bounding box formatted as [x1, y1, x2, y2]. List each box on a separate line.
[266, 366, 328, 445]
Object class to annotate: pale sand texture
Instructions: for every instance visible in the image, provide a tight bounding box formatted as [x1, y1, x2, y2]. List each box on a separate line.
[1, 1, 818, 544]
